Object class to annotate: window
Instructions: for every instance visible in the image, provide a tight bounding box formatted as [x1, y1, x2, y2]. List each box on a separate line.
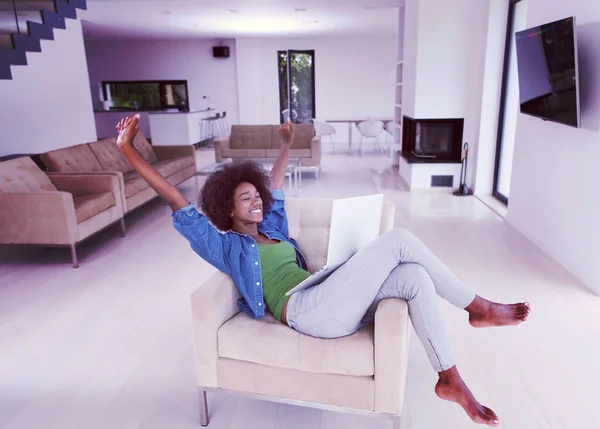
[277, 50, 316, 124]
[493, 0, 527, 203]
[102, 80, 190, 111]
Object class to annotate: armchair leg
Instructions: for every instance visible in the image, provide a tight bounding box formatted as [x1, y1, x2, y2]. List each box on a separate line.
[120, 218, 126, 237]
[198, 388, 209, 427]
[70, 244, 79, 269]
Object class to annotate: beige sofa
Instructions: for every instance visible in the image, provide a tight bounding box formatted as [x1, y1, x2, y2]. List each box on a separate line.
[190, 198, 409, 427]
[0, 157, 125, 267]
[215, 125, 322, 177]
[40, 133, 196, 214]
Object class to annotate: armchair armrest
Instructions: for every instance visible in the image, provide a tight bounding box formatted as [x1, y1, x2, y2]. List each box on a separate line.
[0, 192, 78, 245]
[374, 298, 410, 414]
[47, 173, 125, 217]
[190, 271, 241, 388]
[152, 145, 195, 162]
[214, 137, 230, 162]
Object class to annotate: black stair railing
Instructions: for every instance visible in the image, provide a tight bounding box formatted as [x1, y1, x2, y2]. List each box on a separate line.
[0, 0, 87, 80]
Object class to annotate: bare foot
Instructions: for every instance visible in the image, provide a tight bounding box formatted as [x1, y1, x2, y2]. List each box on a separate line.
[467, 296, 530, 328]
[435, 367, 499, 426]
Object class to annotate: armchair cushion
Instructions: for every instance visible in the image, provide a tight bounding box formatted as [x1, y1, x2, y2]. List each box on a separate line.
[0, 157, 57, 193]
[73, 192, 116, 224]
[218, 312, 375, 376]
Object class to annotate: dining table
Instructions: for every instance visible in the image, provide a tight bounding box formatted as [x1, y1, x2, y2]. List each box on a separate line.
[325, 118, 394, 154]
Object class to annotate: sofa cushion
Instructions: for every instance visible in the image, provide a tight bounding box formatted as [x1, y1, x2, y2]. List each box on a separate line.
[271, 124, 314, 150]
[221, 149, 268, 159]
[73, 192, 116, 224]
[88, 139, 134, 174]
[133, 132, 157, 164]
[218, 312, 375, 377]
[230, 125, 272, 150]
[153, 156, 195, 178]
[0, 157, 57, 193]
[265, 149, 311, 159]
[41, 144, 103, 173]
[123, 171, 150, 198]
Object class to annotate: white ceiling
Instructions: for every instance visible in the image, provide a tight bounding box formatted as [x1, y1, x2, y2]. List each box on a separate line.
[81, 0, 403, 40]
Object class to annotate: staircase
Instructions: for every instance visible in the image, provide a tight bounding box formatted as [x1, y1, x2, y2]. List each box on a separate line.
[0, 0, 87, 80]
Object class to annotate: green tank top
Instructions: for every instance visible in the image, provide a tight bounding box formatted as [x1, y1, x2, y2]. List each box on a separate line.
[257, 241, 311, 322]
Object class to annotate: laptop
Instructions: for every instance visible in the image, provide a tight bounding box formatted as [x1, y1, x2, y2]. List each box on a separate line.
[285, 194, 384, 296]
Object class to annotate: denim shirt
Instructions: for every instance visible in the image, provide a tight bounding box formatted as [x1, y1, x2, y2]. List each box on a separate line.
[171, 189, 308, 319]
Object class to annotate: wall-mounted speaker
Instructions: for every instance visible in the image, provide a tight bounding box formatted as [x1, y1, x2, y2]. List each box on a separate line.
[213, 46, 230, 58]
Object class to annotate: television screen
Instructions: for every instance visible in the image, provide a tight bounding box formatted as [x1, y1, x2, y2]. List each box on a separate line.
[515, 17, 580, 128]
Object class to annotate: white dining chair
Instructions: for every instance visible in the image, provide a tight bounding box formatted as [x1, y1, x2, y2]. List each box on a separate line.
[312, 119, 337, 153]
[356, 120, 385, 157]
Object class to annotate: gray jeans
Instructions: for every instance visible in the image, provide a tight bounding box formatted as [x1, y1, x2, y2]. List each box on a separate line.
[286, 228, 476, 372]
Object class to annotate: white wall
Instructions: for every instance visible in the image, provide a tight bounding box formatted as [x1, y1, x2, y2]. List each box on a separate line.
[235, 36, 397, 148]
[84, 38, 240, 137]
[0, 19, 96, 157]
[507, 0, 600, 294]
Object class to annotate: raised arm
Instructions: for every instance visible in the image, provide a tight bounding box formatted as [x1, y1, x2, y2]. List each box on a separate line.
[269, 120, 295, 190]
[116, 115, 188, 211]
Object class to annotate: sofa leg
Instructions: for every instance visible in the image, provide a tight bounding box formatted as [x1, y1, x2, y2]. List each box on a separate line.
[70, 244, 79, 269]
[198, 388, 209, 427]
[120, 218, 126, 237]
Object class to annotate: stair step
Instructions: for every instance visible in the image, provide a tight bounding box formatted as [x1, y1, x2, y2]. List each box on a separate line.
[56, 1, 78, 19]
[0, 48, 28, 66]
[12, 34, 42, 53]
[0, 63, 13, 80]
[28, 22, 55, 41]
[41, 10, 66, 30]
[69, 0, 88, 10]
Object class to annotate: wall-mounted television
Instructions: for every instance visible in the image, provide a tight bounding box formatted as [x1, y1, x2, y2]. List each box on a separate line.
[515, 16, 581, 128]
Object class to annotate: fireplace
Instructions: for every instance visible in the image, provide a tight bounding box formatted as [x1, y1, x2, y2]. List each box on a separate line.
[401, 116, 464, 163]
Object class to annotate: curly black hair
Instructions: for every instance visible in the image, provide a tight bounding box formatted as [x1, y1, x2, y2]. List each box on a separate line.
[199, 160, 274, 231]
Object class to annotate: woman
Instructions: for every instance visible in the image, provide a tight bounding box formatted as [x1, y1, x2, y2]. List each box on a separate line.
[116, 115, 530, 427]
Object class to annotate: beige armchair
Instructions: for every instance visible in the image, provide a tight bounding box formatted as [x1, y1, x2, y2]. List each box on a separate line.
[0, 157, 125, 267]
[190, 198, 409, 427]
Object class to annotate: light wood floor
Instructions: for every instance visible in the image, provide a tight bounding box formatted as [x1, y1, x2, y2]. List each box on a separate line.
[0, 149, 598, 429]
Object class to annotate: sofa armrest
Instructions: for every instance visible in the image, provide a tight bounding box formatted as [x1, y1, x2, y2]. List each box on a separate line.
[45, 171, 126, 211]
[214, 137, 230, 162]
[152, 145, 195, 162]
[380, 201, 396, 236]
[190, 271, 241, 388]
[47, 173, 125, 218]
[374, 298, 410, 414]
[0, 192, 78, 245]
[301, 136, 322, 168]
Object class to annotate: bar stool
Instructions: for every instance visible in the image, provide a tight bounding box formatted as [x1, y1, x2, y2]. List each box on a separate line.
[219, 112, 230, 137]
[200, 115, 219, 145]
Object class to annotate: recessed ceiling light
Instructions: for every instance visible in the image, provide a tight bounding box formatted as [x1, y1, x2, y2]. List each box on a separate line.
[303, 20, 319, 24]
[226, 9, 240, 13]
[294, 8, 308, 12]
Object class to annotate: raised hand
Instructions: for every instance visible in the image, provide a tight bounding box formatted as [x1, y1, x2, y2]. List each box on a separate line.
[277, 119, 295, 146]
[116, 114, 140, 149]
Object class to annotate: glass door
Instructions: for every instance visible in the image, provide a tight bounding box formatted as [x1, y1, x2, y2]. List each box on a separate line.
[278, 50, 316, 124]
